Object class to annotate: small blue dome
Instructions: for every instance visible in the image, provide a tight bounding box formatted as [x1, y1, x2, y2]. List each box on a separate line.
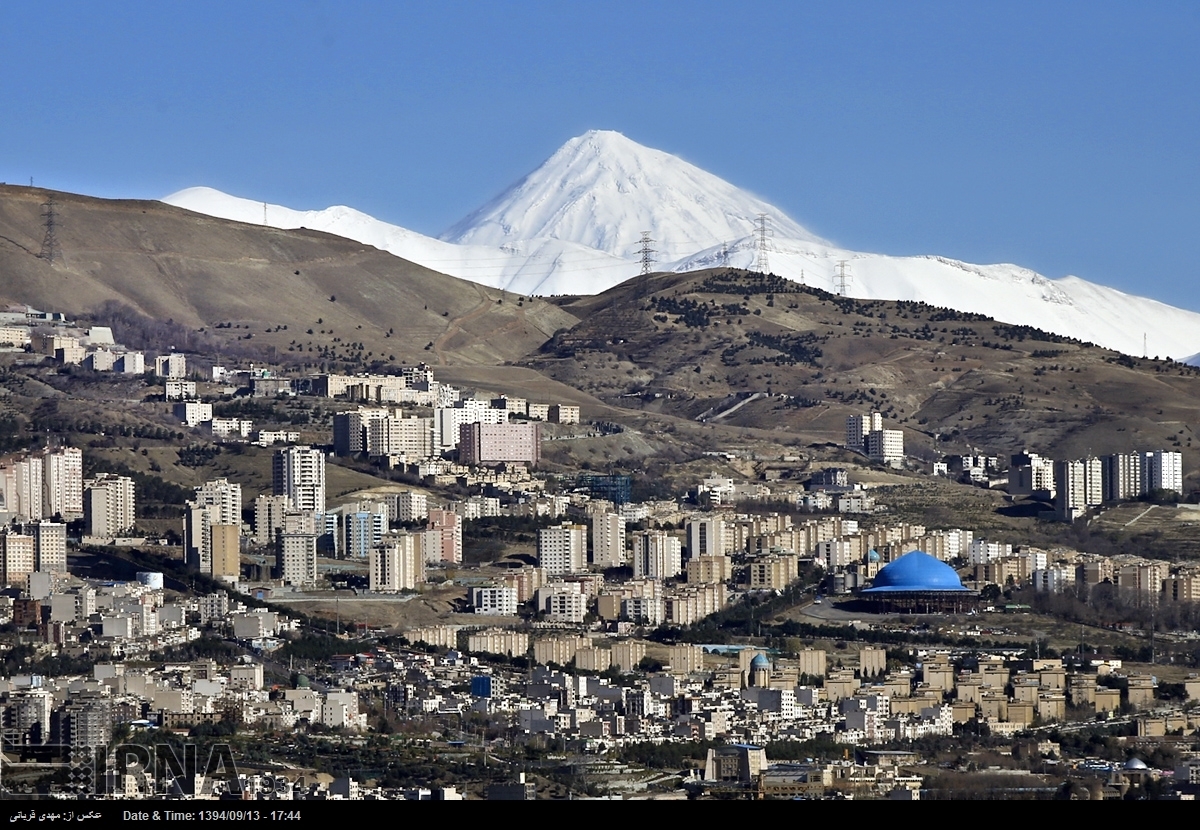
[750, 653, 771, 670]
[867, 549, 881, 562]
[862, 551, 968, 593]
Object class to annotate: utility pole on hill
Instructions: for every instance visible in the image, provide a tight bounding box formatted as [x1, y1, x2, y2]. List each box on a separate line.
[755, 214, 772, 274]
[835, 260, 852, 296]
[40, 197, 61, 265]
[639, 231, 656, 276]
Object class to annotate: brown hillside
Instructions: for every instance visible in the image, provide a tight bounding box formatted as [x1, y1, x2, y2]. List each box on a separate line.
[0, 185, 576, 366]
[531, 269, 1200, 487]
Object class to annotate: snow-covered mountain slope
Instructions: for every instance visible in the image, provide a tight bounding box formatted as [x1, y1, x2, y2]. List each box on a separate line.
[163, 187, 633, 296]
[442, 130, 826, 261]
[163, 131, 1200, 360]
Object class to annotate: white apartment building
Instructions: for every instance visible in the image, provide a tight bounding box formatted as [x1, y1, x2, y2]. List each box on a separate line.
[538, 523, 587, 575]
[591, 512, 626, 568]
[846, 412, 883, 452]
[164, 380, 197, 401]
[1101, 452, 1142, 502]
[32, 521, 67, 573]
[333, 407, 389, 456]
[1032, 566, 1077, 594]
[434, 400, 508, 450]
[115, 352, 144, 374]
[277, 533, 318, 586]
[84, 474, 136, 537]
[1143, 450, 1184, 495]
[210, 418, 253, 438]
[371, 534, 424, 592]
[43, 446, 83, 520]
[395, 491, 428, 523]
[968, 539, 1014, 565]
[173, 401, 213, 427]
[1055, 457, 1102, 521]
[866, 429, 904, 466]
[368, 415, 434, 460]
[540, 586, 587, 623]
[0, 456, 43, 521]
[631, 530, 683, 579]
[273, 446, 325, 513]
[154, 353, 187, 379]
[0, 530, 35, 586]
[471, 586, 518, 616]
[687, 517, 731, 558]
[193, 478, 242, 526]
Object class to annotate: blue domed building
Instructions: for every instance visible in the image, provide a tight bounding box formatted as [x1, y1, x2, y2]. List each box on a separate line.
[860, 551, 976, 613]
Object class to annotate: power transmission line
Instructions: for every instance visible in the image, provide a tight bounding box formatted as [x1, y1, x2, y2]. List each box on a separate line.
[639, 231, 656, 276]
[835, 260, 853, 296]
[754, 214, 772, 273]
[40, 197, 61, 265]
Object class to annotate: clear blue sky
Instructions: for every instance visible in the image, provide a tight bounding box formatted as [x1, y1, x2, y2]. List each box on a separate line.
[3, 2, 1199, 310]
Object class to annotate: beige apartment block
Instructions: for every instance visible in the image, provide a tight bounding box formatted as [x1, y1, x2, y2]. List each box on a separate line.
[467, 629, 528, 658]
[1013, 678, 1041, 703]
[1127, 675, 1156, 708]
[1007, 701, 1035, 726]
[956, 677, 984, 704]
[669, 644, 705, 675]
[534, 635, 590, 667]
[881, 671, 913, 698]
[1095, 688, 1122, 714]
[1068, 674, 1096, 707]
[796, 649, 827, 679]
[1039, 667, 1066, 690]
[1037, 693, 1066, 722]
[951, 702, 979, 724]
[612, 640, 647, 674]
[923, 660, 955, 693]
[860, 647, 887, 679]
[825, 670, 857, 702]
[575, 647, 612, 673]
[979, 693, 1008, 722]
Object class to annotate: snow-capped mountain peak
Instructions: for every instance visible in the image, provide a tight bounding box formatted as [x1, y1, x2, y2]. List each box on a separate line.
[162, 132, 1200, 360]
[441, 129, 826, 260]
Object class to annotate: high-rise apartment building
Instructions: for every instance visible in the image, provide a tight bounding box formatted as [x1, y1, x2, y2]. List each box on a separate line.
[687, 517, 729, 559]
[846, 412, 883, 452]
[31, 521, 67, 574]
[83, 474, 136, 537]
[426, 509, 462, 564]
[0, 530, 35, 586]
[193, 478, 242, 527]
[42, 447, 83, 520]
[277, 533, 318, 586]
[631, 530, 683, 579]
[371, 534, 424, 592]
[1143, 450, 1183, 495]
[1055, 458, 1102, 522]
[538, 523, 587, 575]
[272, 446, 325, 513]
[591, 512, 626, 568]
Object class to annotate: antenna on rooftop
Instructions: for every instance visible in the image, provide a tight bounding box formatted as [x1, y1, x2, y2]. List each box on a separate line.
[40, 196, 62, 265]
[639, 231, 656, 276]
[754, 214, 772, 274]
[835, 260, 853, 296]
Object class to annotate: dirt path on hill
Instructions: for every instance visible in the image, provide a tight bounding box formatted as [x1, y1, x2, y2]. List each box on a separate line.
[432, 293, 494, 365]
